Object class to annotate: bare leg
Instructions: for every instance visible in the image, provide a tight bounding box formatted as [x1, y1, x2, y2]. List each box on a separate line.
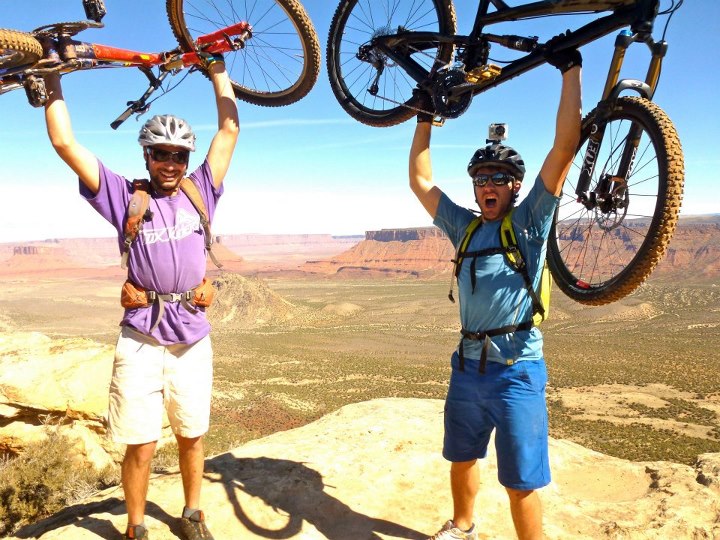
[450, 459, 479, 531]
[176, 434, 204, 509]
[122, 441, 157, 526]
[506, 487, 543, 540]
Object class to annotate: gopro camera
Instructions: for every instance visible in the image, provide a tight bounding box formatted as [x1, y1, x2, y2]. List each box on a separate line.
[487, 123, 508, 142]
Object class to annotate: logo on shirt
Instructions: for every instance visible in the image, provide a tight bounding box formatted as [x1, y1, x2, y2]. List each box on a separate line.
[140, 209, 200, 245]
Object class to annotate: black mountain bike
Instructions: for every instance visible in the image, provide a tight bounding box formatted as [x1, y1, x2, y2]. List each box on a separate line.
[0, 0, 321, 127]
[327, 0, 685, 305]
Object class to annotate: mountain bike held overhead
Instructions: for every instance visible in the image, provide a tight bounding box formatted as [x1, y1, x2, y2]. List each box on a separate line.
[0, 0, 321, 127]
[328, 0, 685, 306]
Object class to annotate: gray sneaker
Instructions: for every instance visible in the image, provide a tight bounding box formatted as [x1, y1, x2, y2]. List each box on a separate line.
[429, 520, 478, 540]
[179, 510, 214, 540]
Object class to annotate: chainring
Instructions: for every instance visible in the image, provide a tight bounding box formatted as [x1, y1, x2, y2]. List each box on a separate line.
[430, 68, 473, 119]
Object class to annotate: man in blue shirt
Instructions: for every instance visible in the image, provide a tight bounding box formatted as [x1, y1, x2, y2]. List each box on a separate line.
[409, 48, 582, 540]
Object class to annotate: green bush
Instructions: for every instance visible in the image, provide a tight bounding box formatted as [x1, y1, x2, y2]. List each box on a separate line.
[0, 424, 118, 537]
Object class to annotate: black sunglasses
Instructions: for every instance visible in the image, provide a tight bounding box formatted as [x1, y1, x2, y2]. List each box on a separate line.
[472, 172, 515, 187]
[148, 148, 190, 165]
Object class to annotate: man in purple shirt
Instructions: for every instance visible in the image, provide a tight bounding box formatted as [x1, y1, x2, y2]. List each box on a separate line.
[42, 54, 238, 540]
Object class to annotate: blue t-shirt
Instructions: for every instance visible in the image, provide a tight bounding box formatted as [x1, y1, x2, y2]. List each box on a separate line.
[81, 159, 222, 345]
[433, 175, 559, 364]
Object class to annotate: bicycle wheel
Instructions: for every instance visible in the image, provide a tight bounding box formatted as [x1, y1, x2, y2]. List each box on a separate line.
[327, 0, 457, 127]
[547, 96, 684, 305]
[166, 0, 320, 107]
[0, 29, 43, 71]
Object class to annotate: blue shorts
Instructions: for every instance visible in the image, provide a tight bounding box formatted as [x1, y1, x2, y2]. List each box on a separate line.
[443, 353, 550, 490]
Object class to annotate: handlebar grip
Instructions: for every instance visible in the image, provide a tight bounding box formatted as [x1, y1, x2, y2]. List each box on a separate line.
[111, 106, 134, 130]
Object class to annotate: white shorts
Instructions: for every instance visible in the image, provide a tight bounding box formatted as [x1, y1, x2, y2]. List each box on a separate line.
[108, 326, 213, 444]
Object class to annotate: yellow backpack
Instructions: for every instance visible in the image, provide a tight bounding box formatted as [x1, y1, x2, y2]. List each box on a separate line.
[449, 209, 550, 326]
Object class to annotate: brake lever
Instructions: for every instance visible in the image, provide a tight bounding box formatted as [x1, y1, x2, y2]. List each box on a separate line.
[110, 67, 168, 129]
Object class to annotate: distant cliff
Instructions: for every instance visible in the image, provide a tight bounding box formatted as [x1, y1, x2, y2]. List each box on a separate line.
[303, 216, 720, 279]
[365, 227, 445, 242]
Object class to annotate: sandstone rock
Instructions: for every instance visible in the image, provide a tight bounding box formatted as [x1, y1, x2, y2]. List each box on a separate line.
[0, 332, 112, 417]
[12, 399, 720, 540]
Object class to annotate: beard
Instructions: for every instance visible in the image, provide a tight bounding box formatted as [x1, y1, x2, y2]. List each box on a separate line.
[149, 170, 183, 195]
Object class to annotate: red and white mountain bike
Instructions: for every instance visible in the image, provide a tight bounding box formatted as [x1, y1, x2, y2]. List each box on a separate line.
[0, 0, 320, 128]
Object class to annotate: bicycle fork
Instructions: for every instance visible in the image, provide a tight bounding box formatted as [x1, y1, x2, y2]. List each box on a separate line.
[575, 28, 668, 216]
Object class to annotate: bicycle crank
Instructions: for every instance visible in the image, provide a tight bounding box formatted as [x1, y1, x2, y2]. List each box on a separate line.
[430, 68, 473, 119]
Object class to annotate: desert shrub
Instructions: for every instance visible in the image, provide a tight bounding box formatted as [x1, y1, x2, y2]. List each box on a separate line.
[151, 441, 179, 473]
[0, 425, 118, 537]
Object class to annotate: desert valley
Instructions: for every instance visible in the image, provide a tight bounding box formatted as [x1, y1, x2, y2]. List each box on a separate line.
[0, 215, 719, 538]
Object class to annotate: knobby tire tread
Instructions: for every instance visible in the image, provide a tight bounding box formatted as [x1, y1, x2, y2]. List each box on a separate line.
[327, 0, 457, 127]
[0, 29, 43, 69]
[166, 0, 320, 107]
[548, 96, 684, 305]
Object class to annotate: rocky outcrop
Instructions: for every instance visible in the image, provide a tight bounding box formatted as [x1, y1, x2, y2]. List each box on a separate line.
[302, 233, 454, 277]
[207, 273, 300, 329]
[0, 332, 121, 470]
[11, 399, 720, 539]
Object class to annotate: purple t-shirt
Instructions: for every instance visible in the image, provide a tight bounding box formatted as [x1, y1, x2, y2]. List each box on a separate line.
[81, 158, 223, 345]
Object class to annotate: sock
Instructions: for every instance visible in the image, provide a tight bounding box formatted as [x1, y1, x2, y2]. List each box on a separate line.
[182, 506, 199, 519]
[126, 523, 146, 538]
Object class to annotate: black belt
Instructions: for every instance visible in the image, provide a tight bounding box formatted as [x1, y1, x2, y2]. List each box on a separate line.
[458, 320, 534, 373]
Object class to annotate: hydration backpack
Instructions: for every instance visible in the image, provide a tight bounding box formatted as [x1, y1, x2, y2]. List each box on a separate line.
[448, 208, 551, 326]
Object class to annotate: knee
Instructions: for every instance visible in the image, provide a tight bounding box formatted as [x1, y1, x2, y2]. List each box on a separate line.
[505, 487, 535, 501]
[124, 441, 157, 466]
[176, 434, 203, 453]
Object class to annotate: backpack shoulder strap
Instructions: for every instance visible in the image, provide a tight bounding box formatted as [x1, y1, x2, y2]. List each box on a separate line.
[179, 178, 222, 269]
[121, 179, 152, 269]
[448, 216, 482, 302]
[499, 209, 546, 323]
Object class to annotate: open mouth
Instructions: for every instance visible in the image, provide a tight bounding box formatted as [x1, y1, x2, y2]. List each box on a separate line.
[484, 196, 498, 209]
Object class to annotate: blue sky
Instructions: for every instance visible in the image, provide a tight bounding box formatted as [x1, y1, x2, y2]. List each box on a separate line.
[1, 1, 717, 242]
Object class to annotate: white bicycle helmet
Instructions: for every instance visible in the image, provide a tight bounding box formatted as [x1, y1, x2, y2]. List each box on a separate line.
[138, 114, 196, 151]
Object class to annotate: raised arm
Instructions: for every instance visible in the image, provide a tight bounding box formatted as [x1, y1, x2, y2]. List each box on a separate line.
[44, 73, 100, 194]
[409, 120, 443, 219]
[205, 59, 240, 189]
[539, 44, 582, 196]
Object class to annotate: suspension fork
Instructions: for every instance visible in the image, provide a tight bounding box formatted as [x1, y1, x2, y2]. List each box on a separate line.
[575, 29, 668, 209]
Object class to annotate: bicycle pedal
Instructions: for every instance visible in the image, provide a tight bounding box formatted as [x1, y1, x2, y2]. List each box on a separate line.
[431, 116, 445, 127]
[465, 64, 502, 84]
[23, 76, 48, 108]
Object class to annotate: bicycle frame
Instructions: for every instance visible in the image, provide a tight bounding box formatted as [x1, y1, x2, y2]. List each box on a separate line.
[370, 0, 666, 205]
[0, 20, 251, 128]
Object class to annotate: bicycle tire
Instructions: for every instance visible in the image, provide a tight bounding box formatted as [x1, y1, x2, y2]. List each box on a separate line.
[327, 0, 457, 127]
[547, 96, 684, 305]
[0, 29, 43, 71]
[166, 0, 320, 107]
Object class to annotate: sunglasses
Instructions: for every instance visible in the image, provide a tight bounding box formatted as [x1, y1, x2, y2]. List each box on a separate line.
[472, 172, 515, 187]
[148, 148, 190, 165]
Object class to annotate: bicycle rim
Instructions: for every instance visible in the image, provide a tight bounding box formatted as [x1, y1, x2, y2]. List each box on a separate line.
[327, 0, 456, 127]
[548, 96, 684, 305]
[167, 0, 320, 107]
